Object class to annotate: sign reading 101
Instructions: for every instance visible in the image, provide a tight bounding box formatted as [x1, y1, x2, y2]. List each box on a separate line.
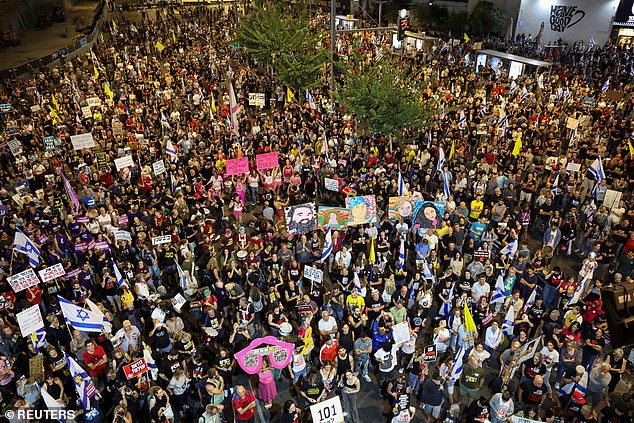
[310, 396, 344, 423]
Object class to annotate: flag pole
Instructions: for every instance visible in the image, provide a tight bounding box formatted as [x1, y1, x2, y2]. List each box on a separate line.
[9, 249, 15, 274]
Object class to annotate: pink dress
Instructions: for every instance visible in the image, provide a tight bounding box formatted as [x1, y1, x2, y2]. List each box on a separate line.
[257, 369, 277, 403]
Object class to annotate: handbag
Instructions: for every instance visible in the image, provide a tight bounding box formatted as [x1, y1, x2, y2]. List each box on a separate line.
[162, 404, 174, 420]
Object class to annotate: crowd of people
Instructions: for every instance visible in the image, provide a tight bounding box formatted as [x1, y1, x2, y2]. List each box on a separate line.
[0, 3, 633, 423]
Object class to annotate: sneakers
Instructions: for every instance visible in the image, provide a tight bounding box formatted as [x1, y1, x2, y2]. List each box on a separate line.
[363, 375, 371, 382]
[343, 412, 349, 417]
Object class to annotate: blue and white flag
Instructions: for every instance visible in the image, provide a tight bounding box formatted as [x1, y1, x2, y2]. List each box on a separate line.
[39, 383, 67, 422]
[567, 273, 590, 306]
[176, 261, 188, 290]
[58, 296, 106, 333]
[398, 171, 406, 196]
[569, 128, 577, 146]
[421, 258, 435, 285]
[587, 199, 596, 220]
[449, 346, 465, 382]
[13, 228, 41, 267]
[550, 173, 560, 198]
[588, 36, 596, 51]
[490, 271, 506, 305]
[427, 131, 432, 149]
[502, 301, 516, 336]
[500, 238, 518, 260]
[437, 147, 446, 172]
[556, 87, 563, 100]
[112, 259, 126, 288]
[64, 352, 96, 410]
[480, 96, 487, 116]
[440, 282, 455, 317]
[143, 342, 158, 380]
[321, 227, 333, 262]
[509, 79, 517, 95]
[166, 139, 178, 163]
[306, 90, 317, 111]
[523, 289, 537, 312]
[353, 267, 361, 293]
[602, 79, 610, 93]
[588, 157, 605, 182]
[161, 111, 171, 130]
[31, 328, 47, 354]
[497, 111, 508, 128]
[458, 109, 467, 129]
[442, 172, 451, 199]
[397, 235, 405, 270]
[564, 87, 571, 101]
[521, 86, 529, 100]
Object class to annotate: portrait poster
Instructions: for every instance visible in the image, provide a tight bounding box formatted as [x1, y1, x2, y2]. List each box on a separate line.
[345, 195, 377, 226]
[317, 206, 349, 230]
[388, 196, 415, 221]
[412, 201, 445, 230]
[284, 202, 317, 235]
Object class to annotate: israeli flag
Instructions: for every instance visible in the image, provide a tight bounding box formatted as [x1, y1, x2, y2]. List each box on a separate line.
[112, 259, 126, 288]
[490, 271, 506, 305]
[421, 258, 435, 285]
[509, 79, 517, 95]
[58, 296, 106, 333]
[320, 227, 333, 262]
[449, 346, 465, 382]
[398, 235, 406, 270]
[502, 301, 516, 336]
[161, 111, 171, 130]
[550, 173, 560, 198]
[166, 139, 178, 163]
[442, 172, 451, 199]
[564, 87, 571, 101]
[586, 199, 596, 220]
[567, 273, 590, 306]
[440, 282, 455, 317]
[306, 90, 317, 110]
[523, 289, 537, 312]
[500, 238, 518, 260]
[602, 79, 610, 93]
[458, 109, 467, 129]
[497, 112, 508, 128]
[65, 352, 96, 410]
[437, 147, 446, 172]
[556, 87, 563, 100]
[520, 87, 529, 100]
[39, 383, 68, 422]
[588, 157, 605, 182]
[398, 171, 406, 196]
[176, 261, 188, 290]
[569, 128, 577, 146]
[143, 342, 158, 380]
[427, 131, 432, 149]
[353, 267, 361, 293]
[480, 96, 487, 116]
[13, 228, 41, 267]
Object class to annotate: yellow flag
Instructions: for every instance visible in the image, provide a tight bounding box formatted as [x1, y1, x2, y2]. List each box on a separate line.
[112, 20, 117, 31]
[211, 93, 217, 113]
[464, 33, 471, 43]
[51, 94, 59, 111]
[464, 302, 477, 333]
[629, 139, 634, 158]
[155, 41, 165, 52]
[512, 132, 522, 157]
[369, 238, 376, 264]
[449, 140, 455, 160]
[49, 106, 61, 125]
[103, 82, 114, 101]
[287, 87, 295, 103]
[93, 65, 99, 79]
[172, 32, 176, 43]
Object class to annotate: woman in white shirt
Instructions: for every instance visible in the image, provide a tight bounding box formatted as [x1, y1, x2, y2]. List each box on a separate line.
[449, 252, 464, 275]
[433, 320, 451, 354]
[485, 320, 503, 355]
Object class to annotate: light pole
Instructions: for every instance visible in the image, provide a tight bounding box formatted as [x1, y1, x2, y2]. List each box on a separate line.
[331, 0, 337, 112]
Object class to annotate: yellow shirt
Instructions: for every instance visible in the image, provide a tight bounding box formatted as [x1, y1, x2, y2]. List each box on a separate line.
[470, 200, 484, 219]
[120, 290, 134, 309]
[345, 295, 365, 312]
[436, 224, 450, 239]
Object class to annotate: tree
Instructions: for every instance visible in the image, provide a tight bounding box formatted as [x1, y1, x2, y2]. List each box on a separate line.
[468, 1, 508, 36]
[336, 55, 439, 139]
[235, 4, 328, 92]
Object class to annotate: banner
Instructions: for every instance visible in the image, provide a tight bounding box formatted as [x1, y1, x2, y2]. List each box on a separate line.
[38, 263, 66, 283]
[152, 160, 166, 176]
[345, 195, 377, 226]
[123, 358, 149, 380]
[255, 152, 279, 170]
[285, 202, 317, 235]
[81, 106, 93, 119]
[225, 157, 250, 176]
[16, 305, 45, 337]
[8, 268, 40, 292]
[303, 265, 323, 283]
[412, 201, 445, 230]
[114, 155, 134, 171]
[317, 207, 349, 230]
[152, 235, 172, 245]
[70, 133, 96, 150]
[114, 230, 132, 241]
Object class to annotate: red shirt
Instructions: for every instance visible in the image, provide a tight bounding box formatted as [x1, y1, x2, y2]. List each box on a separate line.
[83, 346, 108, 377]
[232, 390, 256, 421]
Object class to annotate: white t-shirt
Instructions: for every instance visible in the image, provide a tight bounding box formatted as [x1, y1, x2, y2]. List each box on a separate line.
[318, 317, 338, 336]
[374, 345, 398, 373]
[472, 282, 490, 302]
[540, 346, 559, 370]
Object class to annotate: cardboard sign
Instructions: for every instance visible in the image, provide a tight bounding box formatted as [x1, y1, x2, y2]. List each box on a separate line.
[172, 293, 187, 311]
[96, 152, 108, 171]
[30, 105, 41, 112]
[114, 155, 134, 171]
[114, 230, 132, 241]
[152, 160, 166, 175]
[112, 121, 124, 137]
[255, 152, 279, 170]
[8, 268, 40, 292]
[423, 345, 437, 362]
[8, 139, 23, 156]
[81, 106, 92, 119]
[152, 235, 172, 245]
[224, 157, 250, 176]
[303, 265, 323, 283]
[29, 355, 45, 384]
[392, 321, 410, 345]
[566, 117, 579, 130]
[123, 358, 149, 380]
[310, 396, 344, 423]
[324, 178, 340, 192]
[71, 133, 96, 150]
[86, 97, 101, 107]
[234, 336, 295, 374]
[38, 263, 66, 283]
[43, 136, 57, 151]
[566, 162, 581, 172]
[16, 305, 45, 337]
[248, 93, 266, 107]
[603, 189, 622, 209]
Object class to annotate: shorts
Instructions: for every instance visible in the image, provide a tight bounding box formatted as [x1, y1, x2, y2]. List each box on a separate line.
[423, 403, 442, 419]
[460, 384, 479, 399]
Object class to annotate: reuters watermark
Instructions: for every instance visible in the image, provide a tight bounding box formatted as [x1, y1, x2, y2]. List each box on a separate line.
[5, 409, 77, 420]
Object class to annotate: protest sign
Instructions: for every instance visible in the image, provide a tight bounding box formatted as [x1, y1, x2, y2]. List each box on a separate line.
[566, 162, 581, 173]
[81, 106, 92, 119]
[423, 345, 437, 362]
[324, 178, 340, 192]
[96, 152, 108, 171]
[603, 189, 622, 209]
[346, 195, 377, 226]
[392, 321, 410, 344]
[152, 235, 172, 246]
[225, 157, 250, 175]
[38, 263, 66, 283]
[234, 336, 294, 374]
[86, 97, 101, 107]
[114, 230, 132, 241]
[0, 104, 12, 113]
[248, 93, 266, 107]
[8, 268, 40, 292]
[317, 207, 349, 230]
[255, 152, 279, 170]
[152, 160, 166, 175]
[114, 155, 134, 171]
[566, 117, 579, 130]
[70, 133, 96, 150]
[112, 121, 124, 137]
[16, 305, 45, 337]
[388, 196, 415, 220]
[285, 203, 317, 235]
[29, 355, 45, 384]
[123, 358, 149, 380]
[116, 215, 128, 227]
[303, 265, 323, 283]
[172, 293, 187, 311]
[310, 396, 344, 423]
[43, 136, 58, 151]
[8, 139, 23, 156]
[30, 105, 41, 112]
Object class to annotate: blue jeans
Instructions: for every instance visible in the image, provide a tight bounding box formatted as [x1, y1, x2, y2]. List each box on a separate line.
[250, 186, 258, 205]
[354, 355, 370, 377]
[409, 373, 423, 397]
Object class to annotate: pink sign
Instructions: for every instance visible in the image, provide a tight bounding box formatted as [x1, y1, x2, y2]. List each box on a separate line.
[225, 157, 250, 176]
[256, 152, 279, 171]
[234, 336, 294, 374]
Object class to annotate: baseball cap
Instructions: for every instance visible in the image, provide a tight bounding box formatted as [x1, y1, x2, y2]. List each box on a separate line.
[572, 392, 586, 404]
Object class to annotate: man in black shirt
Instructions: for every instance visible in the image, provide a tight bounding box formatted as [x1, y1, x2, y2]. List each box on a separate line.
[518, 374, 546, 408]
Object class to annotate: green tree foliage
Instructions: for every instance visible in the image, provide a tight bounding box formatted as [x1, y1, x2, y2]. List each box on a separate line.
[468, 1, 507, 36]
[235, 4, 328, 92]
[336, 56, 439, 138]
